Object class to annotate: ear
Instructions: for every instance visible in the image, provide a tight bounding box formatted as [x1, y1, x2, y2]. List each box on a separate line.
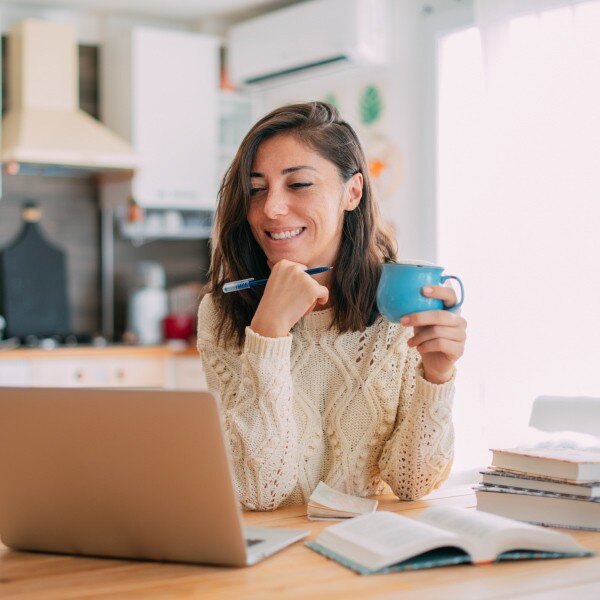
[344, 172, 363, 212]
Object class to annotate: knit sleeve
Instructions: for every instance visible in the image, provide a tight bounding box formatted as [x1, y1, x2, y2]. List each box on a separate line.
[378, 346, 455, 500]
[196, 295, 299, 511]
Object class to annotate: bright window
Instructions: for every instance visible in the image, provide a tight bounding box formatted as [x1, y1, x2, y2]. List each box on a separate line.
[437, 2, 600, 470]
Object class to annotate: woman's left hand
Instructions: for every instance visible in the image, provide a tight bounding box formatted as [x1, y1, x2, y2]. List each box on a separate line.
[401, 285, 467, 385]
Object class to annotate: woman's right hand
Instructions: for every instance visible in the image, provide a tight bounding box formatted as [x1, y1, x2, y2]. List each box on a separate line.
[250, 259, 329, 338]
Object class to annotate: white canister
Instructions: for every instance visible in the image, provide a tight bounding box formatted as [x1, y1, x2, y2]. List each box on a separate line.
[128, 287, 168, 345]
[127, 261, 168, 345]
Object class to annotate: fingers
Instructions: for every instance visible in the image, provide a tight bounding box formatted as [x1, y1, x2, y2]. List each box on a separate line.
[270, 259, 308, 273]
[404, 308, 467, 366]
[304, 299, 318, 316]
[285, 261, 328, 305]
[303, 282, 329, 314]
[408, 325, 465, 348]
[317, 287, 329, 305]
[413, 338, 465, 361]
[422, 285, 457, 308]
[401, 310, 464, 328]
[264, 259, 329, 317]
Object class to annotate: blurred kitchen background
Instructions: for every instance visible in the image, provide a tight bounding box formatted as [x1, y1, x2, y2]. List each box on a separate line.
[1, 0, 599, 473]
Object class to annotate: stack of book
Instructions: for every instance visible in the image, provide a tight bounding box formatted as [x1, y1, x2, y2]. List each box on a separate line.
[475, 446, 600, 531]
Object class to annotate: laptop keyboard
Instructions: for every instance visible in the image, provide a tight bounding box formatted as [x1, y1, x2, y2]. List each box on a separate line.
[245, 538, 265, 547]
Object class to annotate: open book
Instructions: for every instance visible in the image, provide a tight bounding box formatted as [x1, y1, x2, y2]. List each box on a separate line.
[307, 482, 378, 520]
[306, 507, 593, 574]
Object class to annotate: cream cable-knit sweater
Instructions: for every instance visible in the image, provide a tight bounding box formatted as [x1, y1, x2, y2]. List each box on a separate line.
[197, 294, 455, 511]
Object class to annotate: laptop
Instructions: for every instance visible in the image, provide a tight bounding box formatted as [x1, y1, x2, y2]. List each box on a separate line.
[0, 387, 308, 566]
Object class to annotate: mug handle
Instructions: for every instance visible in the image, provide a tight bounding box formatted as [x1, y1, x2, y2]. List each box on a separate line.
[440, 275, 464, 312]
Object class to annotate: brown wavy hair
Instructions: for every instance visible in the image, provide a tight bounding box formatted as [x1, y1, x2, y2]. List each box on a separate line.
[207, 101, 397, 347]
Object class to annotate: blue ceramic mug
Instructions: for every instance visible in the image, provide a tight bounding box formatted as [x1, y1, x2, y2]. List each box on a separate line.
[376, 260, 464, 323]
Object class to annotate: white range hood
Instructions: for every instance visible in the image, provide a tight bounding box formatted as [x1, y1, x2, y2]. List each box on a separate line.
[1, 19, 137, 173]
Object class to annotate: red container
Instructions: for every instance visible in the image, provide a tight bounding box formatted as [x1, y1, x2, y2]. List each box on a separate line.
[163, 314, 195, 340]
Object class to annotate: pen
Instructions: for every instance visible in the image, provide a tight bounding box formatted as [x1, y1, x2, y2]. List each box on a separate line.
[223, 266, 332, 293]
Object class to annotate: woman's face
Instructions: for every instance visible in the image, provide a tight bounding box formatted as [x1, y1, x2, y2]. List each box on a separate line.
[247, 134, 362, 269]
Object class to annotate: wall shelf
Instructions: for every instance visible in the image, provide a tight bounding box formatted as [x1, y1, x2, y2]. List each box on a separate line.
[115, 206, 213, 244]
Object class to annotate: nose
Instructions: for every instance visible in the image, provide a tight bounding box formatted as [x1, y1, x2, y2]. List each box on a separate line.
[262, 188, 289, 219]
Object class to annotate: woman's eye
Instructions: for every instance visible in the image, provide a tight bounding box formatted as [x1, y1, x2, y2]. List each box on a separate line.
[249, 187, 266, 196]
[290, 182, 313, 189]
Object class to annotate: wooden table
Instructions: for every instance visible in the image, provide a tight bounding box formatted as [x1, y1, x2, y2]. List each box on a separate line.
[1, 486, 599, 599]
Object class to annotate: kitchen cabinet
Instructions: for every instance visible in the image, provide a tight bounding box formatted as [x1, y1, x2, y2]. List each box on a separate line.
[165, 355, 207, 391]
[31, 357, 166, 388]
[101, 26, 220, 210]
[0, 349, 206, 390]
[0, 361, 32, 386]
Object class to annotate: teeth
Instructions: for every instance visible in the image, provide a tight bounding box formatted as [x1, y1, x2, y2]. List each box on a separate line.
[269, 228, 303, 240]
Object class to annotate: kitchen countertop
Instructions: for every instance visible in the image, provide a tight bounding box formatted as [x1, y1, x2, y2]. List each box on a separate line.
[0, 343, 199, 360]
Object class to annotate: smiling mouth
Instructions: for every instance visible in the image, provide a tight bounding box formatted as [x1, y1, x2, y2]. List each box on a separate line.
[266, 227, 306, 240]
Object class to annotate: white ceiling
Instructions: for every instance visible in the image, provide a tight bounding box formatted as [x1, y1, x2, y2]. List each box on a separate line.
[7, 0, 300, 21]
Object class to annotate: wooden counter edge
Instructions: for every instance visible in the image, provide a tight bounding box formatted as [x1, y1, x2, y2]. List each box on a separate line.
[0, 344, 200, 360]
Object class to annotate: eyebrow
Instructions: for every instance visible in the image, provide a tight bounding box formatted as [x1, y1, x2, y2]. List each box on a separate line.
[250, 165, 317, 177]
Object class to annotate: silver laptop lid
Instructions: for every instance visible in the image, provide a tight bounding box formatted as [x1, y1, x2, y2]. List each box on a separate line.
[0, 387, 249, 566]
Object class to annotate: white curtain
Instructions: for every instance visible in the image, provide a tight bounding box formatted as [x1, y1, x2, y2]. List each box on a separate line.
[437, 0, 600, 470]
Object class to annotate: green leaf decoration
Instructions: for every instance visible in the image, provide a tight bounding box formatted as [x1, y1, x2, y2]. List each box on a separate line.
[323, 93, 340, 109]
[360, 85, 383, 125]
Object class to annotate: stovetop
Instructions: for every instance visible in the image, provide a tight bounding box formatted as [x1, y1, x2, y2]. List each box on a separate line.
[1, 333, 109, 350]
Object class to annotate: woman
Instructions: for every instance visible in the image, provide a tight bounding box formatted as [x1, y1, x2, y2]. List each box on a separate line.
[197, 102, 467, 511]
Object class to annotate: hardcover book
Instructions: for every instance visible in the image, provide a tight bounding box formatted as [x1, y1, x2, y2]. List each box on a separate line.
[475, 485, 600, 531]
[490, 447, 600, 481]
[480, 469, 600, 498]
[305, 507, 593, 574]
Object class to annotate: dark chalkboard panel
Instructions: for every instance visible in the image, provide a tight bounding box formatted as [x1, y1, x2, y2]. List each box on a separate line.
[0, 220, 70, 338]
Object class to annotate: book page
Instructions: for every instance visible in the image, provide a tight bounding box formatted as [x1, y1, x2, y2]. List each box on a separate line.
[417, 506, 542, 560]
[417, 506, 588, 561]
[318, 511, 464, 570]
[418, 506, 538, 538]
[309, 481, 377, 515]
[334, 511, 455, 551]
